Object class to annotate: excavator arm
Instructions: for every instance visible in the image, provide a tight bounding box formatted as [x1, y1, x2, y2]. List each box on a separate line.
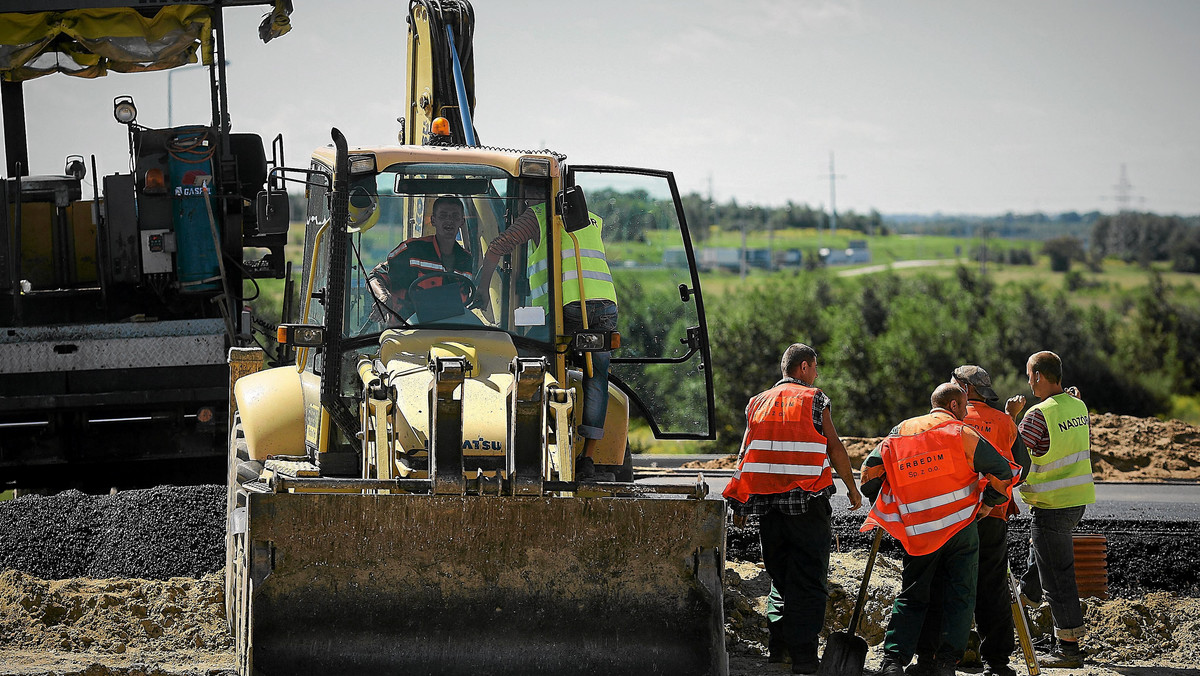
[403, 0, 477, 145]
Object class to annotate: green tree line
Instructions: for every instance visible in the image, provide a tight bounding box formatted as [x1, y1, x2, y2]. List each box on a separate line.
[625, 267, 1200, 447]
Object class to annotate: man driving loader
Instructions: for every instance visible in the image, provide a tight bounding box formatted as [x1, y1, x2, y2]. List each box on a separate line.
[367, 194, 476, 323]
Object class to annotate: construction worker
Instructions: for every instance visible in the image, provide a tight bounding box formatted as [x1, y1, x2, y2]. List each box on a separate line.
[723, 343, 862, 675]
[860, 382, 1016, 676]
[368, 195, 476, 323]
[1006, 350, 1094, 668]
[910, 366, 1028, 676]
[471, 185, 617, 480]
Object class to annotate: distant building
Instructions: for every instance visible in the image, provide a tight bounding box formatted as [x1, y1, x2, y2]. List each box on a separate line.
[820, 240, 872, 266]
[699, 248, 742, 272]
[662, 248, 689, 268]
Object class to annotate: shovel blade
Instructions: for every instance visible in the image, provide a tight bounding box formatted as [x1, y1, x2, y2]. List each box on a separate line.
[817, 631, 868, 676]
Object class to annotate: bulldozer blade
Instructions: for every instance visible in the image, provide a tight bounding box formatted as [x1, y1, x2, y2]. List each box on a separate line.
[238, 491, 728, 676]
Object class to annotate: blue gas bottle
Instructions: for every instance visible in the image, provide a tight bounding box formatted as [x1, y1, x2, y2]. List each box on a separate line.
[169, 126, 221, 293]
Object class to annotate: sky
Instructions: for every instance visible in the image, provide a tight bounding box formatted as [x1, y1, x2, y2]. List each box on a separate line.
[4, 0, 1199, 216]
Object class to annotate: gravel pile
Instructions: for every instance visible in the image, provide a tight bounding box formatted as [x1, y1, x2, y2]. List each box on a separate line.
[0, 486, 225, 580]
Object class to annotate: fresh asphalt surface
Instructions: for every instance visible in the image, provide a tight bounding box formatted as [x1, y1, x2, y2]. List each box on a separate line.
[635, 454, 1200, 520]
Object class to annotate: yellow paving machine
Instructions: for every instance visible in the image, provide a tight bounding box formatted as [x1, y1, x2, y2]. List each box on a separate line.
[0, 1, 294, 490]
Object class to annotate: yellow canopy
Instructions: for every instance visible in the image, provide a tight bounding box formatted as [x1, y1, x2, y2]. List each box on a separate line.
[0, 6, 213, 82]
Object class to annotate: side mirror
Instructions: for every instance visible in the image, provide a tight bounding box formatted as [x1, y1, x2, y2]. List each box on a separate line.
[255, 190, 291, 235]
[558, 185, 591, 233]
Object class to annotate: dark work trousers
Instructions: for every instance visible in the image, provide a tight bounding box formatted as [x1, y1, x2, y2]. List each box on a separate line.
[759, 496, 832, 663]
[916, 517, 1014, 667]
[1021, 505, 1086, 638]
[883, 521, 980, 665]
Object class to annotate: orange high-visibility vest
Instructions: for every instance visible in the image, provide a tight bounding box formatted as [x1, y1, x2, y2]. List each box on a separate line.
[861, 417, 983, 556]
[964, 401, 1022, 520]
[723, 383, 832, 503]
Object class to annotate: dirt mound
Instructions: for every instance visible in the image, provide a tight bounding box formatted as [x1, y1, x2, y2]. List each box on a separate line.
[725, 555, 1200, 670]
[688, 414, 1200, 482]
[0, 570, 232, 656]
[2, 559, 1200, 675]
[1089, 413, 1200, 481]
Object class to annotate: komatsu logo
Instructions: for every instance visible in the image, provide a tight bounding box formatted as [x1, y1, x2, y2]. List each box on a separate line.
[462, 438, 502, 451]
[1057, 415, 1089, 432]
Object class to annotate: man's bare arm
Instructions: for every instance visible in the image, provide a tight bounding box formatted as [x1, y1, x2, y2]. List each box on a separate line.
[823, 408, 862, 510]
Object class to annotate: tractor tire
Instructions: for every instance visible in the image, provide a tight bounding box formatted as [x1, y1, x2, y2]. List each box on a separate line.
[224, 414, 251, 635]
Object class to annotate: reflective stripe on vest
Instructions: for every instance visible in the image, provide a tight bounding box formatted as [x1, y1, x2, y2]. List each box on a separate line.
[526, 204, 617, 307]
[964, 401, 1022, 520]
[860, 417, 983, 556]
[723, 383, 832, 502]
[1019, 393, 1095, 509]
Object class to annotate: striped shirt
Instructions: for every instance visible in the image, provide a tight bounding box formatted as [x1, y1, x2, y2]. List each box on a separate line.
[730, 378, 834, 516]
[1018, 408, 1052, 457]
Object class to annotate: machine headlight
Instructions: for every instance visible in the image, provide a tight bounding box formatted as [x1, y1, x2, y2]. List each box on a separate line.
[519, 157, 550, 177]
[349, 154, 377, 175]
[113, 96, 137, 125]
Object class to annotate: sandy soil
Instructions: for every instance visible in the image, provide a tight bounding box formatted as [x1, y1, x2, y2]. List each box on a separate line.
[3, 558, 1197, 676]
[723, 557, 1200, 676]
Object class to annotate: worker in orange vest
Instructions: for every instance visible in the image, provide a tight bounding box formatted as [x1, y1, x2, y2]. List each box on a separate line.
[860, 382, 1017, 676]
[723, 343, 862, 674]
[909, 366, 1028, 676]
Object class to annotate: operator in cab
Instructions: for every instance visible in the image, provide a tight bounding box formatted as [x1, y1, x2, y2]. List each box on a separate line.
[367, 194, 477, 324]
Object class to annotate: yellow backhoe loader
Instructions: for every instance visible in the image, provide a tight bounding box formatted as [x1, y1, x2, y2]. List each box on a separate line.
[225, 2, 726, 674]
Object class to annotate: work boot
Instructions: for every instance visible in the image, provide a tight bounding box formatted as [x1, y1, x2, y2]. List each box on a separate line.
[790, 645, 819, 674]
[575, 456, 614, 482]
[767, 638, 791, 664]
[982, 662, 1017, 676]
[904, 653, 936, 676]
[933, 655, 958, 676]
[879, 656, 906, 676]
[1039, 641, 1084, 669]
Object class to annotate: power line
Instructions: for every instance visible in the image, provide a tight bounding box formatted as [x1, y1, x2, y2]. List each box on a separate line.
[818, 151, 846, 237]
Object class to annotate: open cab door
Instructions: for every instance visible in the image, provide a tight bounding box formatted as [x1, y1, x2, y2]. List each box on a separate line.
[569, 166, 715, 440]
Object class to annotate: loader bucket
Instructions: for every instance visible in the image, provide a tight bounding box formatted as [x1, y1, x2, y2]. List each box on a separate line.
[238, 491, 728, 676]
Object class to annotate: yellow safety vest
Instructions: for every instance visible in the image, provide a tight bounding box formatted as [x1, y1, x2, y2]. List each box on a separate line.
[526, 203, 617, 307]
[1019, 393, 1095, 509]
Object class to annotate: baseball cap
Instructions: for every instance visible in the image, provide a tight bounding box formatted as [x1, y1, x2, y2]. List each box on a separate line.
[952, 365, 999, 402]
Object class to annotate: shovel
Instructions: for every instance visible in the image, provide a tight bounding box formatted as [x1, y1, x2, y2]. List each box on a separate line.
[818, 528, 884, 676]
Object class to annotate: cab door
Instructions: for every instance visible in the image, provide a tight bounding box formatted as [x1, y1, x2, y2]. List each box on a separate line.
[569, 166, 714, 439]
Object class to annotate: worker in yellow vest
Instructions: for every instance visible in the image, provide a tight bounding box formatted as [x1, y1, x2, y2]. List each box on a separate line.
[1005, 351, 1093, 668]
[472, 190, 617, 480]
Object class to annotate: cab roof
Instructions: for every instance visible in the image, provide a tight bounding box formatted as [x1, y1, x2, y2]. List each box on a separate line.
[310, 144, 563, 179]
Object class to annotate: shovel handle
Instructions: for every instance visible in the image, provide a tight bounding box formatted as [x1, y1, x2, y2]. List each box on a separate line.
[848, 528, 884, 635]
[1009, 566, 1041, 675]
